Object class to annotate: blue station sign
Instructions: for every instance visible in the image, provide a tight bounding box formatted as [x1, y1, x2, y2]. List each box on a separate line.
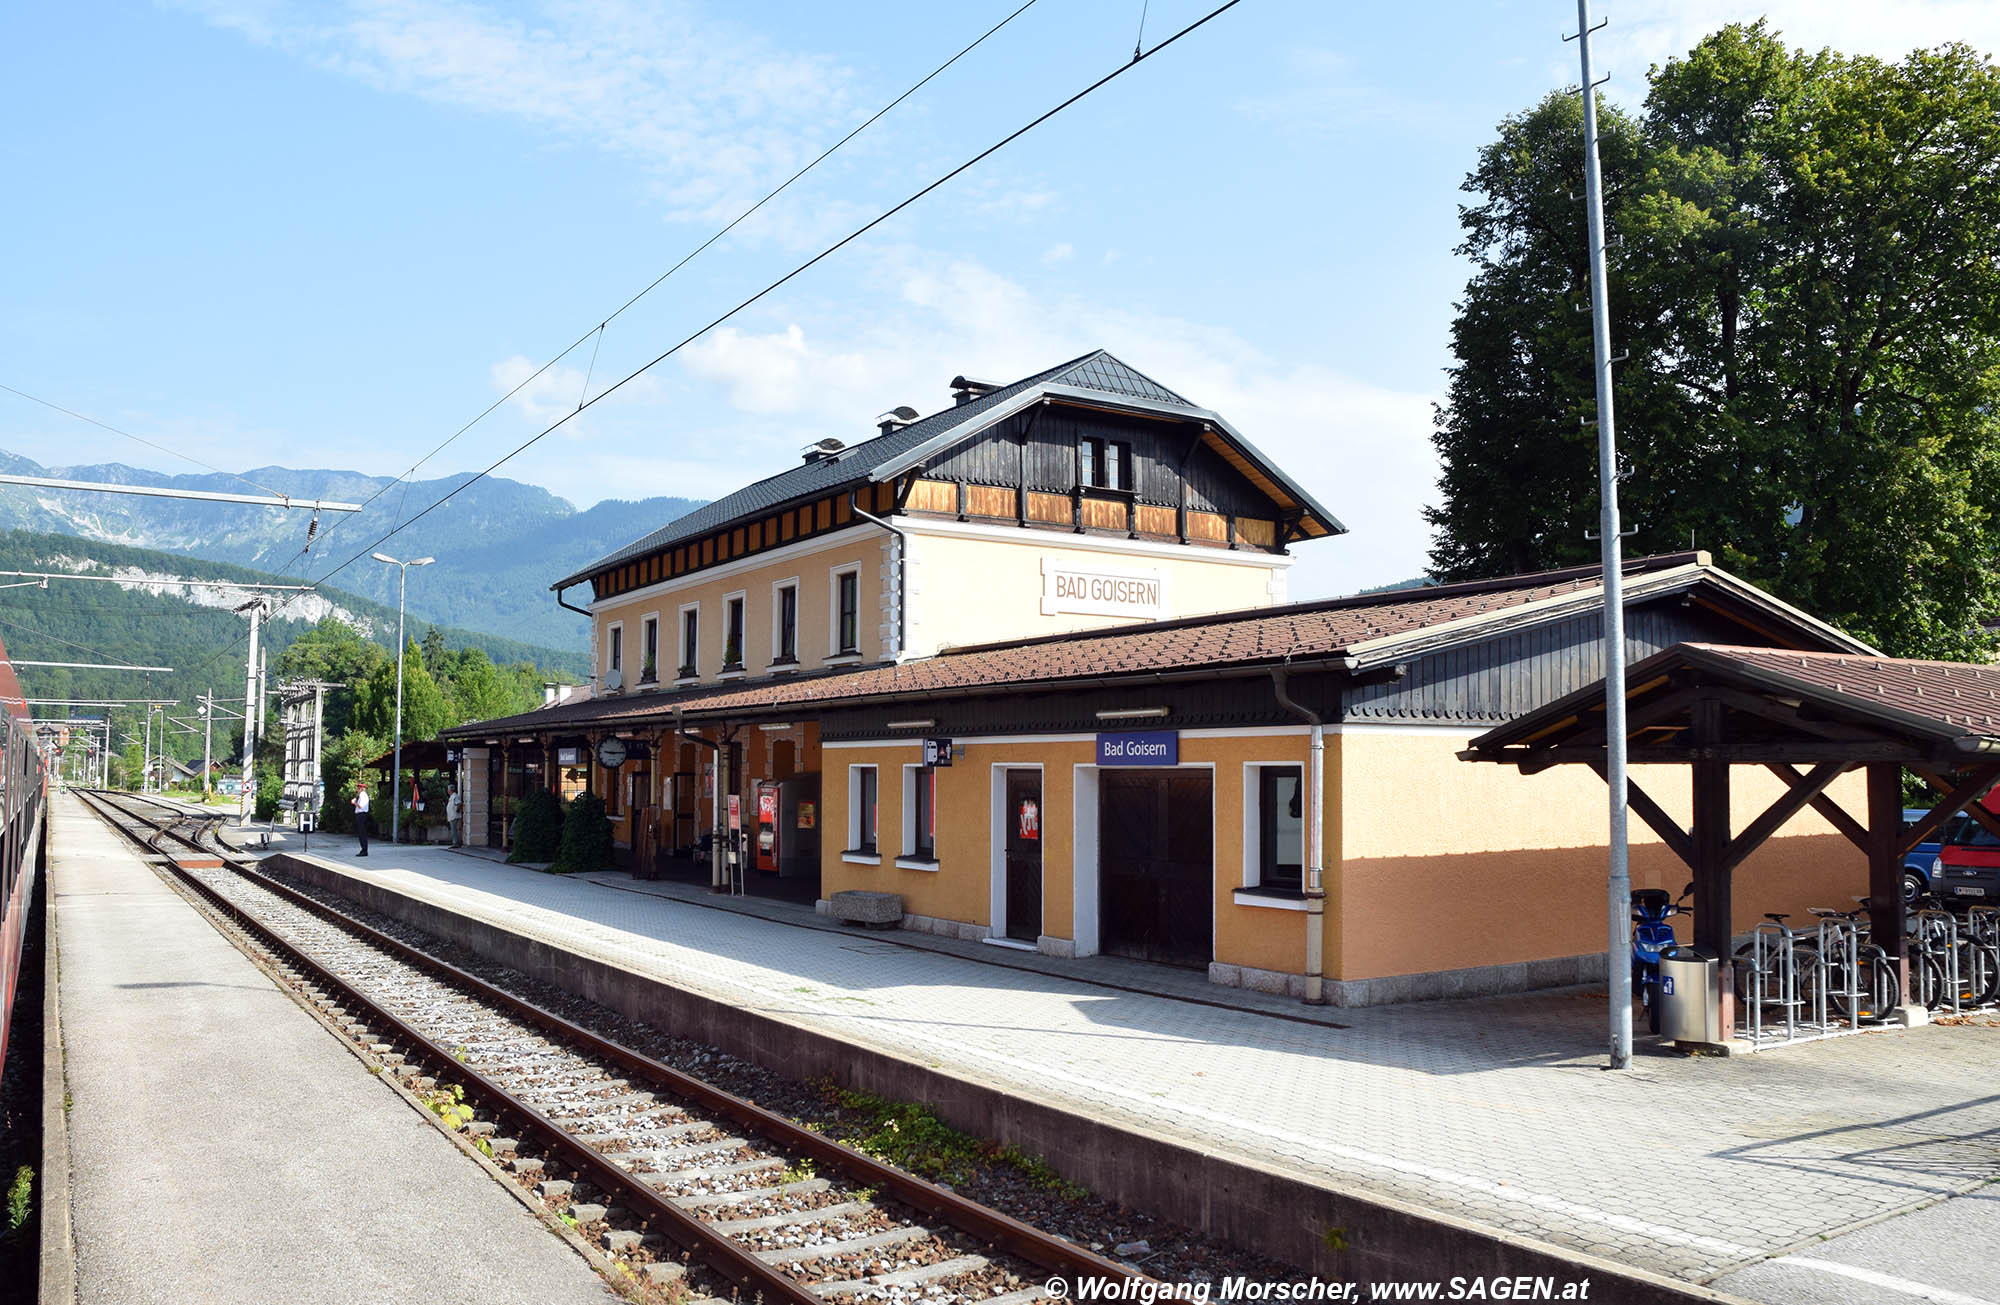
[1096, 730, 1179, 766]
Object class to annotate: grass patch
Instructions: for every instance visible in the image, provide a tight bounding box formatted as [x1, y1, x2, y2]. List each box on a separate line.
[814, 1080, 1083, 1197]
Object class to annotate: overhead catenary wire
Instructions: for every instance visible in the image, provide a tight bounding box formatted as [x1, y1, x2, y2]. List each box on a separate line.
[282, 0, 1047, 575]
[295, 0, 1247, 602]
[0, 382, 293, 499]
[174, 0, 1248, 687]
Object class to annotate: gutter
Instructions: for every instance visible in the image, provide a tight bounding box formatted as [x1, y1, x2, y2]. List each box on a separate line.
[1271, 660, 1342, 1006]
[849, 489, 908, 659]
[555, 582, 591, 618]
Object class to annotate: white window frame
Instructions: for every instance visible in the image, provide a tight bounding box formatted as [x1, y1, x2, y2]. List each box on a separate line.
[605, 621, 624, 675]
[1237, 760, 1308, 910]
[843, 763, 880, 865]
[639, 611, 660, 684]
[676, 602, 701, 683]
[897, 762, 939, 870]
[828, 563, 863, 659]
[721, 589, 748, 676]
[770, 576, 801, 669]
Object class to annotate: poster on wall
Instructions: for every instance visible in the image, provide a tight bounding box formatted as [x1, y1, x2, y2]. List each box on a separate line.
[1018, 798, 1040, 840]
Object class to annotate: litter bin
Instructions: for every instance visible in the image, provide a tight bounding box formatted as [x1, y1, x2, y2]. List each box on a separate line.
[1657, 946, 1720, 1043]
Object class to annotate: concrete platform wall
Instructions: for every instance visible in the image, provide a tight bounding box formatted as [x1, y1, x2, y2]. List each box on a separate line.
[270, 852, 1735, 1303]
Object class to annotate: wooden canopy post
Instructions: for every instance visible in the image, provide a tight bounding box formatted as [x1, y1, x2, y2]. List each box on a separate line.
[1866, 763, 1908, 994]
[1689, 696, 1734, 1028]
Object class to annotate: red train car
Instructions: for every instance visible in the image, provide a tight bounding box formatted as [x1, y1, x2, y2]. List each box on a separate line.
[0, 633, 47, 1080]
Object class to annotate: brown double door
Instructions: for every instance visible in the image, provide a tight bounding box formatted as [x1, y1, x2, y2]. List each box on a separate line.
[1003, 769, 1043, 943]
[1099, 770, 1213, 969]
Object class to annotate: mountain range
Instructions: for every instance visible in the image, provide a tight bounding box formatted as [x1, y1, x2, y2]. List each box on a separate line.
[0, 450, 706, 651]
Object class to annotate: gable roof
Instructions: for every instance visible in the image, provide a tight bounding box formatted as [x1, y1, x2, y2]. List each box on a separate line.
[551, 350, 1342, 592]
[448, 553, 1871, 740]
[1462, 642, 2000, 770]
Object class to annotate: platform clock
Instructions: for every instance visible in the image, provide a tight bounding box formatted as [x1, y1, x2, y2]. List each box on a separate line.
[594, 737, 628, 770]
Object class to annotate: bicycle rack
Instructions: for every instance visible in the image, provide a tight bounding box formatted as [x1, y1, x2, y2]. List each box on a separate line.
[1968, 907, 2000, 1008]
[1814, 916, 1862, 1031]
[1744, 921, 1804, 1044]
[1913, 907, 1961, 1014]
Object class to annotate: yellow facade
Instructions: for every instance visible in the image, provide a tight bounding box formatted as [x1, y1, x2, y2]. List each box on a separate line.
[589, 529, 889, 689]
[815, 723, 1868, 999]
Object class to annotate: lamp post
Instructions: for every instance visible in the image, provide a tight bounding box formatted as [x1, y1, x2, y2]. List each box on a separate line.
[373, 552, 434, 845]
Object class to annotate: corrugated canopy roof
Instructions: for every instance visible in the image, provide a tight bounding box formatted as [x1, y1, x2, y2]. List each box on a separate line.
[448, 554, 1865, 741]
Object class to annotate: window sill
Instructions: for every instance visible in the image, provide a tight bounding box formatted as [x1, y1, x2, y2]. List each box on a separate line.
[1234, 887, 1308, 911]
[841, 850, 881, 865]
[717, 670, 745, 682]
[824, 652, 862, 666]
[895, 855, 940, 872]
[675, 667, 698, 681]
[675, 676, 700, 688]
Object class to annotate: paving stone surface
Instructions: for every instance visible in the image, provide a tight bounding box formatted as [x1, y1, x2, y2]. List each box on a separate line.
[252, 827, 2000, 1289]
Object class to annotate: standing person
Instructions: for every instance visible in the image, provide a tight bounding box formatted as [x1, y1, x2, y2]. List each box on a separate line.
[352, 782, 371, 857]
[445, 786, 462, 847]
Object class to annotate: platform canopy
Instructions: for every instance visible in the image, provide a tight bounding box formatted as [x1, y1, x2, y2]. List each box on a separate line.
[1460, 642, 2000, 978]
[366, 739, 453, 774]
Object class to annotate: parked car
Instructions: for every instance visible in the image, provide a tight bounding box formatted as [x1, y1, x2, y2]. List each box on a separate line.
[1935, 819, 2000, 906]
[1903, 809, 1973, 904]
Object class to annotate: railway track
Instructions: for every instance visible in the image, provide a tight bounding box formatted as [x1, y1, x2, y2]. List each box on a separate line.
[79, 789, 1137, 1305]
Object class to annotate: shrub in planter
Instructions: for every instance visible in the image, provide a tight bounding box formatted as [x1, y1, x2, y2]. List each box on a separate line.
[507, 789, 564, 864]
[550, 791, 613, 874]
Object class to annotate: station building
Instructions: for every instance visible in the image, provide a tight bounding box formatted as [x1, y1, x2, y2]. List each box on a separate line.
[443, 351, 1873, 1004]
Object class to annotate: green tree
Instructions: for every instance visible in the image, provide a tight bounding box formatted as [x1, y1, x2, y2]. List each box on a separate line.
[277, 617, 389, 736]
[1429, 24, 2000, 658]
[354, 639, 449, 743]
[420, 626, 448, 678]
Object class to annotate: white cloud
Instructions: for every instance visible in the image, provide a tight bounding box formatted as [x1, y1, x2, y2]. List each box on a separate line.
[176, 0, 854, 221]
[1040, 242, 1074, 266]
[490, 352, 660, 437]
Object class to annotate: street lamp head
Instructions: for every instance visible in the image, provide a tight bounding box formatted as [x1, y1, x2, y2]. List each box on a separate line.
[371, 552, 398, 565]
[410, 557, 435, 567]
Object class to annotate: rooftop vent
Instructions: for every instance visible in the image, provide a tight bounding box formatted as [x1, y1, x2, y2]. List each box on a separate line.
[876, 405, 919, 436]
[801, 436, 848, 464]
[950, 375, 1000, 405]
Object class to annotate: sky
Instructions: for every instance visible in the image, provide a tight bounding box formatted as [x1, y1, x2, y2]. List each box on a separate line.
[6, 1, 2000, 604]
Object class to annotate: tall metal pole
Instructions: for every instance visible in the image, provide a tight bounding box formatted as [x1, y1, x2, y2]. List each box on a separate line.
[1575, 0, 1632, 1069]
[391, 565, 407, 846]
[142, 704, 153, 793]
[239, 600, 265, 827]
[202, 693, 213, 801]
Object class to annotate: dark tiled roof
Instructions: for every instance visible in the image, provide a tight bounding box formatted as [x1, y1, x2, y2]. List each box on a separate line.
[552, 350, 1194, 590]
[1681, 644, 2000, 737]
[448, 555, 1749, 739]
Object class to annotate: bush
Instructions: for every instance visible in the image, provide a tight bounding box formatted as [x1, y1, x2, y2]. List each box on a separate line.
[549, 791, 612, 874]
[507, 789, 564, 863]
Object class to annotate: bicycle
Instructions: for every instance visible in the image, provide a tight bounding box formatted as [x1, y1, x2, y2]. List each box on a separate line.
[1801, 902, 1902, 1025]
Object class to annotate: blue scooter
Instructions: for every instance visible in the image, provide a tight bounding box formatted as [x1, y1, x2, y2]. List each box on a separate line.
[1630, 883, 1692, 1034]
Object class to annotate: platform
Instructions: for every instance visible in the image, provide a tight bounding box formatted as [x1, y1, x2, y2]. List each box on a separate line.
[44, 793, 617, 1305]
[241, 824, 2000, 1300]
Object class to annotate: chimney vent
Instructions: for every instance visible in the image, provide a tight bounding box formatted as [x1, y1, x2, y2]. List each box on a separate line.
[801, 436, 848, 464]
[875, 405, 920, 436]
[950, 375, 999, 405]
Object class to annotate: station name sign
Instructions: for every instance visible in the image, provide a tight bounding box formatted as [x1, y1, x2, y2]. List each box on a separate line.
[1041, 557, 1168, 619]
[1096, 730, 1178, 766]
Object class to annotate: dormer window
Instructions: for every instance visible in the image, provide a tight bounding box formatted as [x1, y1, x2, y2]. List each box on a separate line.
[1080, 436, 1132, 491]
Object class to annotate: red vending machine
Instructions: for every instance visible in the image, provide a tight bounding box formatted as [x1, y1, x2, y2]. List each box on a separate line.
[754, 775, 822, 879]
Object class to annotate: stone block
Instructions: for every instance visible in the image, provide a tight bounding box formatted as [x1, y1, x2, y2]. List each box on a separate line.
[828, 890, 903, 926]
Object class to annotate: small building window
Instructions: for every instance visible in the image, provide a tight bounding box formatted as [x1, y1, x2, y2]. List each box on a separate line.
[903, 764, 936, 862]
[724, 596, 746, 670]
[608, 625, 623, 672]
[1257, 765, 1305, 893]
[1080, 437, 1132, 491]
[775, 583, 798, 663]
[679, 608, 699, 678]
[641, 617, 658, 682]
[836, 570, 860, 654]
[849, 765, 878, 854]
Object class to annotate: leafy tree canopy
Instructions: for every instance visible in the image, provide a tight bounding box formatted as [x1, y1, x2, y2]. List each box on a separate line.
[1429, 22, 2000, 658]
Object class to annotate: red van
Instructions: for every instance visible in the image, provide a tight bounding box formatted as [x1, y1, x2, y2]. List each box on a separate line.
[1935, 823, 2000, 902]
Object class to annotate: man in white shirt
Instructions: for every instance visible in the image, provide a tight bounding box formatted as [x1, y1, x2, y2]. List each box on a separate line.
[352, 782, 371, 856]
[445, 786, 462, 846]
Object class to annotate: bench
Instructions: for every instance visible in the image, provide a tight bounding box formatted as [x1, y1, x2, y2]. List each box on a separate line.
[828, 890, 903, 928]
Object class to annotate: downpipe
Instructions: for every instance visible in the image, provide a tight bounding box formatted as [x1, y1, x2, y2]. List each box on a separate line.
[1271, 664, 1329, 1005]
[849, 490, 906, 659]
